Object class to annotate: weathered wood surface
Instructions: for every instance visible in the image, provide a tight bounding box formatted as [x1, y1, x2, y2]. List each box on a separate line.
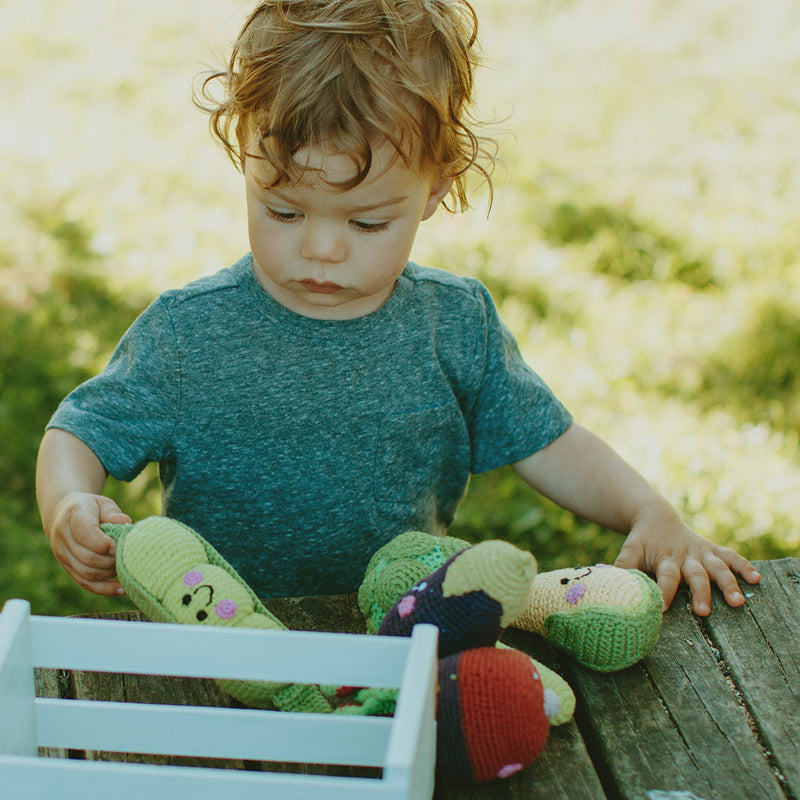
[34, 558, 800, 800]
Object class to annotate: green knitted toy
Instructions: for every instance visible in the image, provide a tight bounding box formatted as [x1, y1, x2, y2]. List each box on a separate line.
[103, 518, 580, 783]
[358, 531, 471, 634]
[512, 564, 663, 672]
[102, 517, 332, 712]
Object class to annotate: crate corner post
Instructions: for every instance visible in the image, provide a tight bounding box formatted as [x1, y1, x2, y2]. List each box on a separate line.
[0, 599, 38, 757]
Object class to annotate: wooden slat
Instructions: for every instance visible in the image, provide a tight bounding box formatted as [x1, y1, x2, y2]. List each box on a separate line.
[31, 616, 412, 686]
[0, 756, 394, 800]
[704, 557, 800, 799]
[33, 668, 69, 759]
[561, 584, 787, 800]
[73, 665, 249, 769]
[264, 592, 365, 633]
[35, 698, 392, 765]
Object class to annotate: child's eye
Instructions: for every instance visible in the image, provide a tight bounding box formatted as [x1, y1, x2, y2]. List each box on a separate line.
[352, 219, 390, 233]
[266, 207, 301, 223]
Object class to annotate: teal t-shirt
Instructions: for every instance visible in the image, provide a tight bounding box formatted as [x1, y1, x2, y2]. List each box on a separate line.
[47, 255, 572, 597]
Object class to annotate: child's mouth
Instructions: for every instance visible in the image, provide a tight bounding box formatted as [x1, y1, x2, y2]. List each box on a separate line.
[300, 279, 344, 294]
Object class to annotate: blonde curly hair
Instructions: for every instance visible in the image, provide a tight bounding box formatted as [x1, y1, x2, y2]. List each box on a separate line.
[196, 0, 496, 211]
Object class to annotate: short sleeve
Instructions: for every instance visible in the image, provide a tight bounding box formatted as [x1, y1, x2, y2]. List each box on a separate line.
[46, 297, 180, 481]
[466, 283, 572, 473]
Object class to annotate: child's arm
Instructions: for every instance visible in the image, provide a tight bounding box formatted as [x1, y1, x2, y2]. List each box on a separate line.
[36, 429, 131, 596]
[512, 423, 761, 616]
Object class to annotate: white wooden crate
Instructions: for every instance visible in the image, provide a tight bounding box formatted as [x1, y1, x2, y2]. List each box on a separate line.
[0, 599, 438, 800]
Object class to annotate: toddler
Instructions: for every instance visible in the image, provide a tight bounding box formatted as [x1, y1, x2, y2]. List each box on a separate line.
[36, 0, 759, 615]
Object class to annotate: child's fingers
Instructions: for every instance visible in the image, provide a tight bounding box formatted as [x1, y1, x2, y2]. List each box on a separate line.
[702, 547, 761, 609]
[96, 497, 132, 526]
[653, 559, 681, 611]
[713, 545, 762, 586]
[69, 565, 125, 596]
[615, 539, 677, 611]
[55, 540, 122, 596]
[680, 557, 713, 616]
[69, 513, 116, 557]
[71, 496, 130, 557]
[75, 573, 126, 597]
[612, 537, 645, 571]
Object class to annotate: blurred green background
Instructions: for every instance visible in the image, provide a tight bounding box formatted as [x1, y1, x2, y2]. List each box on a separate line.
[2, 0, 798, 616]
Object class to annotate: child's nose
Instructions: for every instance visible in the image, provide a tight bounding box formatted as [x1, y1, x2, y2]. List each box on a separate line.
[300, 220, 347, 263]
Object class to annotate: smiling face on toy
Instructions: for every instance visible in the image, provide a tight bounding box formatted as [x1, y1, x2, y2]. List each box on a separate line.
[163, 564, 254, 626]
[117, 518, 258, 628]
[537, 565, 646, 609]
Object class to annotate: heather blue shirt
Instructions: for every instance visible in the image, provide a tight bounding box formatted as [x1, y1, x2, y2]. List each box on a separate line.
[48, 255, 572, 597]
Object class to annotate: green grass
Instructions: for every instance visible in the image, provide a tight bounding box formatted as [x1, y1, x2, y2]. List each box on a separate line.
[1, 0, 798, 615]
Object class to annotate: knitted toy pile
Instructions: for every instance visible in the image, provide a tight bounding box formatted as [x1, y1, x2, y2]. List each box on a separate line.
[358, 531, 662, 781]
[103, 518, 663, 785]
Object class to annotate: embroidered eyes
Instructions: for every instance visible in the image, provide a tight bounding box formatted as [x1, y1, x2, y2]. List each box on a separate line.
[559, 564, 612, 604]
[180, 571, 238, 620]
[560, 567, 594, 605]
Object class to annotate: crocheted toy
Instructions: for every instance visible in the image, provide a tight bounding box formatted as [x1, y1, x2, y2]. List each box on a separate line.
[363, 531, 662, 673]
[513, 564, 663, 672]
[437, 647, 550, 782]
[378, 539, 536, 656]
[358, 530, 471, 634]
[101, 517, 332, 713]
[102, 518, 655, 784]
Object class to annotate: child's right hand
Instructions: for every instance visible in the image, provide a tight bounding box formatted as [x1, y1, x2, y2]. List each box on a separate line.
[46, 491, 131, 596]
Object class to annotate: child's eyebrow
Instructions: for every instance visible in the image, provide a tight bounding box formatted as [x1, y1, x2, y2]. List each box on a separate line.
[265, 186, 409, 214]
[348, 195, 409, 213]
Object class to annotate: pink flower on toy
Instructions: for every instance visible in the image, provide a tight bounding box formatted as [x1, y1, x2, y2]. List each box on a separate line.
[214, 599, 238, 619]
[398, 595, 417, 617]
[565, 583, 586, 604]
[183, 570, 203, 587]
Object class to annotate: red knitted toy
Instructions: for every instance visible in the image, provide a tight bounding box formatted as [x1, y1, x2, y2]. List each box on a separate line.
[437, 647, 550, 783]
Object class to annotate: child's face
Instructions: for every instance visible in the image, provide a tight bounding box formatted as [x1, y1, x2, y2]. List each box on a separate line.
[245, 143, 452, 320]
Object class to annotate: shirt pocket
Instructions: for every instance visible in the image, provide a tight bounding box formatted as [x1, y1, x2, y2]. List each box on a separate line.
[372, 403, 470, 506]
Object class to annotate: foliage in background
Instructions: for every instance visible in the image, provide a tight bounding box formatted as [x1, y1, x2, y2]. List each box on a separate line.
[0, 210, 152, 615]
[2, 0, 799, 615]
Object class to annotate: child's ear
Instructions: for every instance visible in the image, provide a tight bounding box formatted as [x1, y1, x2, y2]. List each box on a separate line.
[421, 174, 454, 220]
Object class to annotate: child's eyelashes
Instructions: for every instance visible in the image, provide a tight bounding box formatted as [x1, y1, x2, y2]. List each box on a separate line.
[264, 206, 391, 233]
[352, 219, 391, 233]
[265, 207, 300, 223]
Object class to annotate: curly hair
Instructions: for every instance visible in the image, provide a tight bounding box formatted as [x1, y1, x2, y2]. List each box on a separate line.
[196, 0, 496, 211]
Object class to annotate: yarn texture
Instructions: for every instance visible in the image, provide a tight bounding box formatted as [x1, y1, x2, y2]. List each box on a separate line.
[358, 531, 470, 634]
[513, 564, 663, 672]
[103, 517, 332, 712]
[437, 647, 549, 783]
[378, 540, 537, 657]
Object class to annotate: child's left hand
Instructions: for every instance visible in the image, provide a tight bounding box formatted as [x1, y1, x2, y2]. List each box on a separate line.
[613, 503, 761, 616]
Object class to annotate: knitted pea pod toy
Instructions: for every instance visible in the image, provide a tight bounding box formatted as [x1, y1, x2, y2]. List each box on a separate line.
[101, 517, 332, 713]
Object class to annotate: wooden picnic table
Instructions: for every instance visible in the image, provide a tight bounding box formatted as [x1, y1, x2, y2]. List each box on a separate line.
[34, 557, 799, 800]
